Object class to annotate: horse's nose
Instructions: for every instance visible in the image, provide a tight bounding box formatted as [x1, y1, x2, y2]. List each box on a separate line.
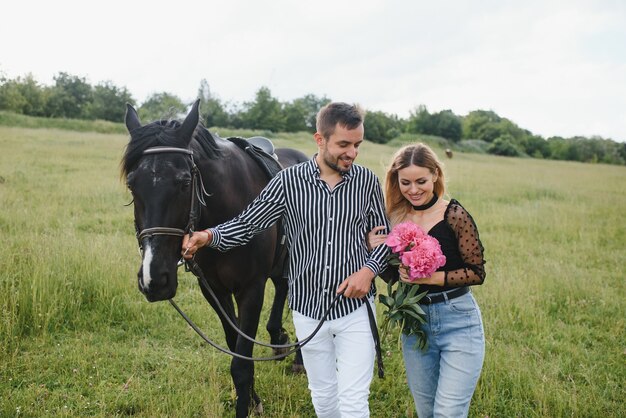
[137, 267, 146, 293]
[138, 264, 178, 301]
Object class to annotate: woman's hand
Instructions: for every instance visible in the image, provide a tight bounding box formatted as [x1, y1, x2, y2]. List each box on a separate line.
[400, 270, 446, 286]
[367, 225, 387, 251]
[399, 265, 412, 283]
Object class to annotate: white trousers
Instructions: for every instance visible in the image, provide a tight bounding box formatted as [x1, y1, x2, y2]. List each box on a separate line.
[293, 299, 375, 418]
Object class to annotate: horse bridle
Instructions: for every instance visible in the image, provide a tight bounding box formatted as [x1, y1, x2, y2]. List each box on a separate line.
[131, 146, 384, 375]
[134, 146, 208, 256]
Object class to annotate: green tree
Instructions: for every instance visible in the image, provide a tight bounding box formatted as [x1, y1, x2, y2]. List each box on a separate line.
[406, 105, 433, 135]
[0, 76, 27, 113]
[282, 101, 308, 132]
[138, 92, 186, 122]
[19, 74, 47, 116]
[45, 72, 92, 118]
[431, 110, 462, 142]
[87, 81, 134, 122]
[547, 136, 585, 161]
[240, 86, 285, 131]
[462, 110, 502, 142]
[364, 110, 402, 143]
[462, 109, 530, 145]
[619, 142, 626, 163]
[283, 94, 331, 133]
[406, 106, 462, 141]
[521, 135, 550, 158]
[488, 134, 523, 156]
[197, 79, 229, 128]
[0, 73, 47, 116]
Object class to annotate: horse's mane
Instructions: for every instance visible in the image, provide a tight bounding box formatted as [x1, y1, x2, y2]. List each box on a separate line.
[120, 120, 222, 178]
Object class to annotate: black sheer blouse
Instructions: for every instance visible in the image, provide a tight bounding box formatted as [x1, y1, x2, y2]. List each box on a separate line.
[380, 199, 486, 293]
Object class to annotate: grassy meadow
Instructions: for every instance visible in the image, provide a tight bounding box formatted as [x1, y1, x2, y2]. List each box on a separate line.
[1, 122, 625, 417]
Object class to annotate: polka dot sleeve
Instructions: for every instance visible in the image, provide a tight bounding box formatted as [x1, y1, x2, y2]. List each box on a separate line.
[444, 200, 486, 286]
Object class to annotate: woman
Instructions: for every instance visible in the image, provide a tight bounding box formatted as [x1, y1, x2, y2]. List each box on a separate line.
[369, 143, 486, 418]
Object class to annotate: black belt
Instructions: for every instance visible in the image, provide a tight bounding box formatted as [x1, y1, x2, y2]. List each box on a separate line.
[420, 287, 469, 305]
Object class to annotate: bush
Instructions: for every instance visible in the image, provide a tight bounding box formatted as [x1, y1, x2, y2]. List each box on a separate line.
[488, 135, 523, 157]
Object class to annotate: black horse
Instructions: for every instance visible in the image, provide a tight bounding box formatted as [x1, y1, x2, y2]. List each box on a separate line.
[121, 100, 308, 417]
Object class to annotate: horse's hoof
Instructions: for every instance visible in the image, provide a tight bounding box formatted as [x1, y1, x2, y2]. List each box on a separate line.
[271, 347, 290, 360]
[291, 363, 306, 374]
[253, 402, 263, 415]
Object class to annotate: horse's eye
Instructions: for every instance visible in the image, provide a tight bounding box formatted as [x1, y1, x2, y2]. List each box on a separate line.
[126, 171, 135, 184]
[182, 180, 192, 190]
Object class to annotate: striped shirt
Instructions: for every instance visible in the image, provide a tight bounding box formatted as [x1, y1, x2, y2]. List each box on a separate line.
[208, 157, 390, 320]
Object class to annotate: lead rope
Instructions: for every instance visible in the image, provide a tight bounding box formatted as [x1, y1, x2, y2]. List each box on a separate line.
[170, 256, 343, 360]
[364, 299, 385, 378]
[175, 254, 384, 375]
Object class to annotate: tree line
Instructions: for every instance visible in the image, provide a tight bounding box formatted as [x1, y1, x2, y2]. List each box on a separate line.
[1, 71, 624, 165]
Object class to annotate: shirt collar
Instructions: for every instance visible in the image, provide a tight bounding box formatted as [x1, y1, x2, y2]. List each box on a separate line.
[308, 154, 354, 180]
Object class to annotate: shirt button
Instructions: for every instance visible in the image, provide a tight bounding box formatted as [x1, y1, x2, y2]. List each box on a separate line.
[326, 265, 330, 269]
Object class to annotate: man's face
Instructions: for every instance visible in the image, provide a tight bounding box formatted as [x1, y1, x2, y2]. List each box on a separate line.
[317, 123, 364, 174]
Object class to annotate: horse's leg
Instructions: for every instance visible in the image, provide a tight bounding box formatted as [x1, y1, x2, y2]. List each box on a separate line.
[198, 282, 239, 352]
[267, 255, 304, 372]
[292, 346, 305, 374]
[198, 282, 255, 416]
[232, 280, 266, 417]
[266, 274, 290, 356]
[199, 282, 258, 417]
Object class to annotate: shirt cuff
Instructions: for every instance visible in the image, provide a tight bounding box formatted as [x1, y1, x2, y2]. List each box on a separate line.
[207, 227, 221, 249]
[365, 259, 382, 277]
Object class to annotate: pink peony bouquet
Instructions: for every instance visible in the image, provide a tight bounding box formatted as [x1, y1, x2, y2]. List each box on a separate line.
[379, 222, 447, 350]
[385, 221, 446, 281]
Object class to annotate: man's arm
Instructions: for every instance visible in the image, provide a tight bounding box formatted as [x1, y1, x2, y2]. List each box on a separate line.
[364, 176, 391, 275]
[182, 174, 286, 259]
[337, 174, 390, 298]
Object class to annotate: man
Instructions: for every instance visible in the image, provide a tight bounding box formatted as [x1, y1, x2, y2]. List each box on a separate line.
[182, 102, 389, 417]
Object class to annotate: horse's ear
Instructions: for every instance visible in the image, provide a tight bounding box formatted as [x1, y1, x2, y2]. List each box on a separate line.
[125, 103, 142, 132]
[178, 99, 201, 144]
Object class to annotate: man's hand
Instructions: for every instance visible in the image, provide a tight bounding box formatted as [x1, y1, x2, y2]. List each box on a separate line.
[181, 230, 212, 260]
[336, 267, 375, 298]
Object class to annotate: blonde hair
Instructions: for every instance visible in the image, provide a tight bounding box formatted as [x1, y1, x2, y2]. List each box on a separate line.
[385, 143, 446, 225]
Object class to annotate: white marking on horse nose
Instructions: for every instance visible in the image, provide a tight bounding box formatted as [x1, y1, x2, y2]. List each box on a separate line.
[142, 245, 154, 290]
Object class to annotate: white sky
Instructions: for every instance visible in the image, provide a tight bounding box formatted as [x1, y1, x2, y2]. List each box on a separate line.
[2, 0, 625, 141]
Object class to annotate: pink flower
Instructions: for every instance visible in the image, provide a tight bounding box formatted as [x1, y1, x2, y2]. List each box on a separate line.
[400, 235, 447, 280]
[385, 221, 426, 253]
[386, 222, 446, 281]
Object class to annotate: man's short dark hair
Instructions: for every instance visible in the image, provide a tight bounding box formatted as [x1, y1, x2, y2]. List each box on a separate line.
[316, 102, 365, 139]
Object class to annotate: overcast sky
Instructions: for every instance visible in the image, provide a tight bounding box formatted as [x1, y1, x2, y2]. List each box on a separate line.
[2, 0, 625, 141]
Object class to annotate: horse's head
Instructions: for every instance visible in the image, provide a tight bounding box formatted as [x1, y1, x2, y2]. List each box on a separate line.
[122, 100, 201, 302]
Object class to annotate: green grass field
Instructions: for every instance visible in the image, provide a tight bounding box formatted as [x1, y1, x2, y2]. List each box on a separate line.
[1, 123, 624, 417]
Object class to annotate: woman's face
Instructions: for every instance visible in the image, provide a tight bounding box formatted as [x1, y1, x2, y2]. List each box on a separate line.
[397, 164, 437, 207]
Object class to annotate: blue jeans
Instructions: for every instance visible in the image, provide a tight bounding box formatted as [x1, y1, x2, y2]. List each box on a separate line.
[402, 290, 485, 418]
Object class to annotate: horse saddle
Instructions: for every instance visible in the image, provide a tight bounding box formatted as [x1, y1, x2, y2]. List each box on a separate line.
[227, 136, 283, 179]
[248, 136, 277, 160]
